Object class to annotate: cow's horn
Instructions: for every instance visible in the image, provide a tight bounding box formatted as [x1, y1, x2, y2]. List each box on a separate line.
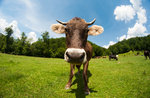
[56, 20, 67, 25]
[87, 18, 96, 25]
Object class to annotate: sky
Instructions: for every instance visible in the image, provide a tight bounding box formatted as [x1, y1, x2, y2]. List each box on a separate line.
[0, 0, 150, 48]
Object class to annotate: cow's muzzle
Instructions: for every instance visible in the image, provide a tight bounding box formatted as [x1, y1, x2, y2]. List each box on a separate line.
[64, 48, 87, 64]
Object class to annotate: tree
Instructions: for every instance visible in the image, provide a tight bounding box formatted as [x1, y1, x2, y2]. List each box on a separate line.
[5, 26, 14, 53]
[41, 31, 50, 57]
[0, 33, 5, 52]
[13, 32, 28, 55]
[42, 31, 49, 45]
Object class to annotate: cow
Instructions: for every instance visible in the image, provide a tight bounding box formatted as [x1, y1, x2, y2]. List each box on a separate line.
[144, 50, 150, 60]
[109, 54, 118, 61]
[51, 17, 104, 94]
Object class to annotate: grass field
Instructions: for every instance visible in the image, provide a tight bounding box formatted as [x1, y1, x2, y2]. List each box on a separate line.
[0, 53, 150, 98]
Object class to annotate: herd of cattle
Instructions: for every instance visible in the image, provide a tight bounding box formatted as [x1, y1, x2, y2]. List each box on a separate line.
[94, 50, 150, 60]
[51, 17, 150, 95]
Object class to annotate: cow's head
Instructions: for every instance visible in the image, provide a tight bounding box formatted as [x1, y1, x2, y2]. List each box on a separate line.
[51, 17, 104, 64]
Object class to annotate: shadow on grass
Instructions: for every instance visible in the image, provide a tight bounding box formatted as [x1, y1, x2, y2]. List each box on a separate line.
[67, 70, 97, 98]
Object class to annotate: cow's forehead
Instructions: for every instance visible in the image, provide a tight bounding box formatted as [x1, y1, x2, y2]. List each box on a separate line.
[67, 17, 87, 29]
[68, 17, 86, 23]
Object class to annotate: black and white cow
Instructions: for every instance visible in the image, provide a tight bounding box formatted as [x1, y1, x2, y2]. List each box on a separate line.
[109, 54, 118, 61]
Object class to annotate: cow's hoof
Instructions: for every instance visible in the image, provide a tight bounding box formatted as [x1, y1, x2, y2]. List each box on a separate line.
[84, 91, 90, 95]
[65, 85, 71, 89]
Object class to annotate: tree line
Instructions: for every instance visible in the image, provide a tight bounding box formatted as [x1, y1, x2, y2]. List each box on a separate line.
[0, 27, 150, 58]
[108, 35, 150, 54]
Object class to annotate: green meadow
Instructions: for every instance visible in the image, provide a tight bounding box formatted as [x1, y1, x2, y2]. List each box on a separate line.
[0, 53, 150, 98]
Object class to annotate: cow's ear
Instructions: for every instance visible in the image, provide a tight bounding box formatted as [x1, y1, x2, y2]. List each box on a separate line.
[51, 24, 66, 34]
[88, 25, 104, 36]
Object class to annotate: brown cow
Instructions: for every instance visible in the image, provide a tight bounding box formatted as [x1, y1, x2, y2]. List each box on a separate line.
[51, 17, 104, 94]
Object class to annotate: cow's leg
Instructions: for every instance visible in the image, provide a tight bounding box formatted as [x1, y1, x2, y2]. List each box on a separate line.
[76, 65, 81, 74]
[65, 64, 75, 89]
[145, 56, 147, 60]
[83, 61, 90, 94]
[116, 57, 118, 61]
[109, 57, 111, 61]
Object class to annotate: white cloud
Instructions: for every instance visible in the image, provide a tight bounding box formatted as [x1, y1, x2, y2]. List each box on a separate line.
[137, 7, 147, 24]
[0, 0, 64, 39]
[0, 18, 8, 34]
[103, 41, 116, 49]
[0, 18, 21, 38]
[0, 0, 41, 32]
[127, 23, 148, 39]
[9, 20, 21, 38]
[115, 0, 149, 42]
[117, 35, 126, 41]
[130, 0, 141, 10]
[27, 32, 38, 43]
[0, 18, 38, 43]
[114, 5, 136, 22]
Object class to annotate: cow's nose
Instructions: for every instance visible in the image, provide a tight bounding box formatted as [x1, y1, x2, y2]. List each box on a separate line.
[66, 51, 85, 60]
[64, 48, 87, 64]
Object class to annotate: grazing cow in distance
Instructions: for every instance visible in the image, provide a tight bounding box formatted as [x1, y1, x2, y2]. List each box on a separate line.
[94, 56, 101, 59]
[51, 17, 104, 94]
[102, 56, 107, 58]
[109, 54, 118, 61]
[144, 50, 150, 60]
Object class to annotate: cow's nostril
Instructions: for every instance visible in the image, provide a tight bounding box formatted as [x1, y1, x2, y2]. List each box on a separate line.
[66, 51, 85, 60]
[66, 52, 70, 58]
[80, 52, 85, 59]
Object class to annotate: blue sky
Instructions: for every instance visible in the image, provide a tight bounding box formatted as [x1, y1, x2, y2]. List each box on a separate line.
[0, 0, 150, 48]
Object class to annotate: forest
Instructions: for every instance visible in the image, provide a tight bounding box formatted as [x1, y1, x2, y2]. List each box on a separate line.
[0, 27, 150, 58]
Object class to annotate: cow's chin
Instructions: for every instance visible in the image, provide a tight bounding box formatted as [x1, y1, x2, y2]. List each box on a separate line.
[65, 58, 86, 64]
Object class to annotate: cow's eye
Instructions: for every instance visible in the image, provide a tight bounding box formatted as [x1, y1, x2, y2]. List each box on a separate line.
[65, 28, 69, 32]
[87, 29, 89, 32]
[85, 28, 89, 33]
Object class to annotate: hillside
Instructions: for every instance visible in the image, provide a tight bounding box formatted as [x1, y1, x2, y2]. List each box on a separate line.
[108, 35, 150, 54]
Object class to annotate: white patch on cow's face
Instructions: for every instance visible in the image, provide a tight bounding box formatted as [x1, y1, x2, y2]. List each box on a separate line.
[88, 25, 104, 36]
[64, 48, 87, 64]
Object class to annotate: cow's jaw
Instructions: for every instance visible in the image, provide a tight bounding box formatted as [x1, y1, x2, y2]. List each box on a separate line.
[64, 48, 87, 64]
